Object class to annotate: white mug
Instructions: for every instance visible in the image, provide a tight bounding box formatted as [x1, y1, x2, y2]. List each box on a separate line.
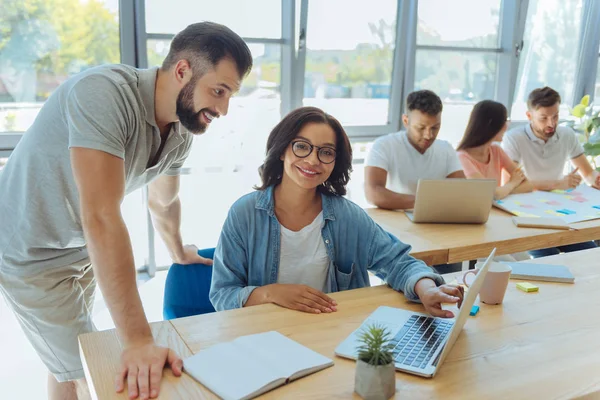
[462, 262, 512, 305]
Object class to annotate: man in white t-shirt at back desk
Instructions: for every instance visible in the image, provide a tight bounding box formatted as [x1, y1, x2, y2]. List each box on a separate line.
[364, 90, 465, 210]
[364, 90, 465, 272]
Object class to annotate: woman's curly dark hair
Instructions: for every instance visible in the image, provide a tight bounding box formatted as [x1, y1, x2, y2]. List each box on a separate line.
[255, 106, 353, 196]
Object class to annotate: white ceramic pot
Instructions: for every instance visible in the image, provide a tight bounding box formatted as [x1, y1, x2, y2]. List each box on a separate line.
[354, 359, 396, 400]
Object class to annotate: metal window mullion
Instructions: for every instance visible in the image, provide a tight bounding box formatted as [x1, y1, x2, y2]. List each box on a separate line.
[345, 125, 401, 138]
[141, 187, 156, 277]
[118, 0, 136, 66]
[146, 32, 285, 45]
[280, 0, 295, 116]
[290, 0, 309, 111]
[234, 37, 286, 44]
[242, 38, 286, 44]
[496, 0, 520, 106]
[415, 45, 502, 53]
[503, 0, 529, 111]
[0, 134, 22, 150]
[572, 0, 600, 105]
[134, 0, 154, 276]
[145, 33, 175, 41]
[0, 132, 20, 156]
[387, 0, 413, 132]
[133, 0, 148, 68]
[402, 0, 419, 102]
[328, 0, 412, 138]
[119, 0, 156, 277]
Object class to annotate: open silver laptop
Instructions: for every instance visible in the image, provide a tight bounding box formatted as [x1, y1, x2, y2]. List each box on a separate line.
[335, 248, 496, 378]
[405, 179, 496, 224]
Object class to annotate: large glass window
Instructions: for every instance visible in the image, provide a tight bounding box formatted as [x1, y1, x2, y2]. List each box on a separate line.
[345, 142, 372, 208]
[0, 1, 143, 267]
[302, 0, 397, 127]
[511, 0, 584, 119]
[146, 41, 281, 266]
[415, 0, 502, 146]
[120, 189, 150, 271]
[155, 43, 281, 266]
[144, 0, 281, 39]
[0, 0, 120, 133]
[144, 4, 283, 267]
[416, 0, 500, 48]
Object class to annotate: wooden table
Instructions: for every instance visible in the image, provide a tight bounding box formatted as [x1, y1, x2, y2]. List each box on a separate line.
[367, 207, 600, 263]
[392, 230, 449, 265]
[80, 248, 600, 399]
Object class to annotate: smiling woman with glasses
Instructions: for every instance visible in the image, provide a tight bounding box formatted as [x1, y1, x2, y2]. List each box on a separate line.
[209, 106, 463, 319]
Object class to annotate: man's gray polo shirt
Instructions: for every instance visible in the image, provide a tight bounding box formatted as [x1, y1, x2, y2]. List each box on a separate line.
[0, 64, 193, 275]
[502, 124, 584, 181]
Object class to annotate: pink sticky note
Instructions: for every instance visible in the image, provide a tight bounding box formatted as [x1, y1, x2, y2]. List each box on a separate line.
[572, 196, 588, 203]
[546, 201, 562, 206]
[519, 204, 535, 209]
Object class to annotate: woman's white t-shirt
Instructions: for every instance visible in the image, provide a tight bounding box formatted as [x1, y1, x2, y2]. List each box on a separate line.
[277, 211, 330, 292]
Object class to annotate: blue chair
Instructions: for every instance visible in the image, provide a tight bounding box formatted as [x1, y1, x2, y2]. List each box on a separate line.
[163, 248, 216, 320]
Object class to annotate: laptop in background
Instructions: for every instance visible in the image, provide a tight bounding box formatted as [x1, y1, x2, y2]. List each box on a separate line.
[405, 179, 496, 224]
[335, 248, 496, 378]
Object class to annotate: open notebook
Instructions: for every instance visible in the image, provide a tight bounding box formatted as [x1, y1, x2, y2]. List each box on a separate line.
[183, 331, 334, 400]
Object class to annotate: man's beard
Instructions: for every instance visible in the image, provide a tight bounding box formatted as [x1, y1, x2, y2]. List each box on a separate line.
[176, 80, 216, 134]
[533, 124, 555, 139]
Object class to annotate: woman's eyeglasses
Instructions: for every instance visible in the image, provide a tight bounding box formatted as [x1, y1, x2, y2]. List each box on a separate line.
[291, 140, 337, 164]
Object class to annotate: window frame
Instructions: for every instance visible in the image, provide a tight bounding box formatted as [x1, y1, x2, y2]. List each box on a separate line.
[4, 0, 600, 276]
[406, 0, 522, 111]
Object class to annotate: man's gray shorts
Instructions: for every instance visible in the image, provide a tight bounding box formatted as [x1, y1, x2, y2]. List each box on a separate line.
[0, 258, 96, 382]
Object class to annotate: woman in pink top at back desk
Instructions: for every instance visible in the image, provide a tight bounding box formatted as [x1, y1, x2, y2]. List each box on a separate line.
[457, 100, 534, 200]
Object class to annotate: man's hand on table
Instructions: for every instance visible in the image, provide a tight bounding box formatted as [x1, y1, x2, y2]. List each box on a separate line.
[115, 339, 183, 399]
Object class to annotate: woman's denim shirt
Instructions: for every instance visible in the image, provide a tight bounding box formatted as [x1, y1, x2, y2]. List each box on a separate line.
[210, 186, 444, 311]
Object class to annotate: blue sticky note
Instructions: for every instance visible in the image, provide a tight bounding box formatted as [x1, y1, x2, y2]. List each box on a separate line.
[469, 305, 480, 316]
[592, 205, 600, 210]
[556, 209, 576, 215]
[566, 188, 575, 193]
[496, 200, 504, 204]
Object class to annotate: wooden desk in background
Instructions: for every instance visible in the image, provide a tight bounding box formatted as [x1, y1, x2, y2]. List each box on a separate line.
[80, 248, 600, 399]
[392, 230, 449, 265]
[367, 207, 600, 263]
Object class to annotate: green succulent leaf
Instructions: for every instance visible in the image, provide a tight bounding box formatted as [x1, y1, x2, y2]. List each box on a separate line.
[356, 324, 394, 366]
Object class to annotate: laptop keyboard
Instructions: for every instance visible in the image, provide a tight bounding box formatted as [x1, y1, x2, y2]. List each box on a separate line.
[389, 315, 454, 370]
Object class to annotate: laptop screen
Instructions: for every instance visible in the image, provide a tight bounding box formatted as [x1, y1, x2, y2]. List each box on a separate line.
[433, 248, 496, 366]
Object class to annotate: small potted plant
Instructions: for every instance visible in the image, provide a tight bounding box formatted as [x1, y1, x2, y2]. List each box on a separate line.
[354, 324, 396, 400]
